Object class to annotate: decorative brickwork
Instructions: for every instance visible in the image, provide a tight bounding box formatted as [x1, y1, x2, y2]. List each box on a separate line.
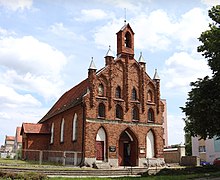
[21, 23, 166, 167]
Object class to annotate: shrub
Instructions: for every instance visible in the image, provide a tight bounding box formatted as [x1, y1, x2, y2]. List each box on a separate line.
[0, 170, 48, 180]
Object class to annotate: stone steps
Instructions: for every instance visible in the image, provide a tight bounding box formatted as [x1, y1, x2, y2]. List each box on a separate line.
[0, 166, 154, 177]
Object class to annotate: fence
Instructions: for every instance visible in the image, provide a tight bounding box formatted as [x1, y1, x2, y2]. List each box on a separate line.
[22, 149, 83, 166]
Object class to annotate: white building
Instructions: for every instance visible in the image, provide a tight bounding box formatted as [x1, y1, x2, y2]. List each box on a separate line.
[192, 136, 220, 164]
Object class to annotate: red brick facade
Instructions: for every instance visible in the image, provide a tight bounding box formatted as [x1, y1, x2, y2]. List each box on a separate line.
[21, 23, 165, 167]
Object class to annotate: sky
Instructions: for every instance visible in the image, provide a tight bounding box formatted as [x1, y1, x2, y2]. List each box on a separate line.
[0, 0, 219, 146]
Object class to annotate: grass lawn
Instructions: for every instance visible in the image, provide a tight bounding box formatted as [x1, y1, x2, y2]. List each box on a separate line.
[49, 172, 220, 180]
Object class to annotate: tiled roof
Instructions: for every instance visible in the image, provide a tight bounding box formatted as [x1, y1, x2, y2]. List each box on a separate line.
[39, 78, 89, 122]
[21, 123, 50, 134]
[16, 127, 22, 143]
[6, 136, 15, 141]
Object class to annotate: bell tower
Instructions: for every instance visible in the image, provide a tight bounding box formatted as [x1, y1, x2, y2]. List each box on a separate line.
[116, 23, 134, 58]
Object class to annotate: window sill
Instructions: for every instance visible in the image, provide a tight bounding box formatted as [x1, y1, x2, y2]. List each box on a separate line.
[114, 98, 124, 102]
[132, 119, 139, 122]
[96, 96, 107, 100]
[147, 102, 155, 105]
[97, 116, 105, 119]
[148, 121, 154, 123]
[131, 100, 140, 104]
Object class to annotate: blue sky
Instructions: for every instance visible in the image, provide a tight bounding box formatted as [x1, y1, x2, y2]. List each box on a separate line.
[0, 0, 219, 146]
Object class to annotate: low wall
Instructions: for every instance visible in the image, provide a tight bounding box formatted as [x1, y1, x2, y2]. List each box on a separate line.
[181, 156, 200, 166]
[164, 145, 185, 164]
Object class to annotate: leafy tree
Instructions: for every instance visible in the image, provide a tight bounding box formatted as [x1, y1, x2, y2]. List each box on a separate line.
[182, 5, 220, 140]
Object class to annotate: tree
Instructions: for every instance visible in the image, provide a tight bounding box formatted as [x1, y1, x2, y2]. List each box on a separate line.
[181, 5, 220, 140]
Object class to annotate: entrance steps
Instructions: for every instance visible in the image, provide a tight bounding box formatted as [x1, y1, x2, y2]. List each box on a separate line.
[1, 166, 159, 177]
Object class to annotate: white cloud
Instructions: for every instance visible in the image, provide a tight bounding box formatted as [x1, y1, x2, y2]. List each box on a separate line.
[162, 52, 211, 89]
[167, 114, 185, 145]
[0, 112, 10, 119]
[0, 27, 16, 38]
[0, 34, 68, 100]
[49, 23, 86, 41]
[75, 9, 110, 22]
[94, 7, 209, 52]
[0, 0, 32, 11]
[94, 19, 123, 50]
[99, 0, 143, 15]
[0, 84, 41, 108]
[201, 0, 220, 7]
[174, 8, 209, 50]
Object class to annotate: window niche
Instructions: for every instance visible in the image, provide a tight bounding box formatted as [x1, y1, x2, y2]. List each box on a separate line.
[147, 90, 153, 102]
[98, 84, 104, 96]
[115, 86, 121, 99]
[132, 88, 137, 101]
[116, 104, 123, 120]
[132, 106, 139, 121]
[148, 108, 154, 122]
[98, 103, 105, 118]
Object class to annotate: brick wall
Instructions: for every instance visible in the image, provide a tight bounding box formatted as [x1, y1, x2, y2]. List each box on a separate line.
[45, 104, 84, 152]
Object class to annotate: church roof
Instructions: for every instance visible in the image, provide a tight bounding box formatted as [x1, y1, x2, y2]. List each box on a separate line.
[39, 78, 89, 122]
[21, 123, 50, 134]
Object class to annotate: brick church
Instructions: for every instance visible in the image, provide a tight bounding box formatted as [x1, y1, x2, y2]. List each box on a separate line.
[21, 23, 166, 167]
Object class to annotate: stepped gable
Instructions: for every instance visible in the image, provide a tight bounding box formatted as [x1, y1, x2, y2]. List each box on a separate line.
[21, 123, 50, 134]
[39, 78, 89, 122]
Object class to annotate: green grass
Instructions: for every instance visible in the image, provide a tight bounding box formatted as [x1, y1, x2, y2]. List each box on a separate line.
[0, 158, 28, 164]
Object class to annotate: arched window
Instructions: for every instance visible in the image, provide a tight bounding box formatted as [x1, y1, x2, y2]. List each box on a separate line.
[116, 104, 123, 120]
[147, 130, 155, 158]
[125, 32, 131, 48]
[132, 88, 137, 100]
[147, 90, 153, 102]
[98, 84, 104, 96]
[60, 118, 65, 143]
[72, 113, 77, 141]
[132, 106, 139, 121]
[98, 103, 105, 118]
[50, 123, 54, 144]
[148, 109, 154, 122]
[115, 86, 121, 98]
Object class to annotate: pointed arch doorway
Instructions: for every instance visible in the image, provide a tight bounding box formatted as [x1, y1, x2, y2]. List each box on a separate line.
[119, 129, 138, 166]
[96, 127, 106, 161]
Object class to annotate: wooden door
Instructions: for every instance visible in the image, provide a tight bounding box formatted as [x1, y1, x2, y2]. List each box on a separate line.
[96, 141, 104, 161]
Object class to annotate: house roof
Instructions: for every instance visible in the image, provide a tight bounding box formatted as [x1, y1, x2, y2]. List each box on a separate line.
[5, 136, 15, 141]
[15, 127, 22, 143]
[21, 123, 50, 134]
[39, 78, 89, 122]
